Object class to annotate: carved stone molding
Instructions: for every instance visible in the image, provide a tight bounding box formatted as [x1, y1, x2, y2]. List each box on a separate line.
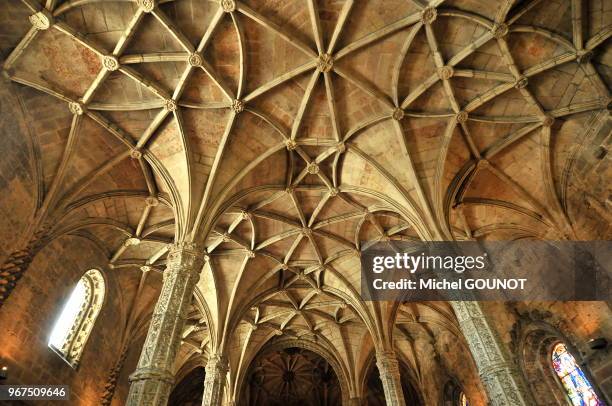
[126, 242, 204, 406]
[375, 351, 406, 406]
[452, 302, 535, 406]
[202, 354, 229, 406]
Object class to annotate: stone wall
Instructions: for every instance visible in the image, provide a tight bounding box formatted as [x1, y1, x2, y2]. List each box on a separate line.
[0, 235, 145, 406]
[484, 301, 612, 404]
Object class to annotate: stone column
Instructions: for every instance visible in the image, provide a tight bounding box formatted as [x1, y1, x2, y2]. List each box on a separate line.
[202, 355, 228, 406]
[376, 351, 406, 406]
[127, 242, 204, 405]
[452, 302, 535, 406]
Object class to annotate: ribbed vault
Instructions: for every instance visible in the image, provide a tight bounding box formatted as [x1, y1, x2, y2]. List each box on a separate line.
[1, 0, 610, 403]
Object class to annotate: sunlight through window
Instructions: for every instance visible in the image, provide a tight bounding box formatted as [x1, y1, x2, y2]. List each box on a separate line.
[49, 278, 86, 350]
[48, 269, 104, 367]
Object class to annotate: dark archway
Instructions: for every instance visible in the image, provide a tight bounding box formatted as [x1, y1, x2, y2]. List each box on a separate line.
[168, 366, 205, 406]
[363, 362, 423, 406]
[241, 347, 342, 406]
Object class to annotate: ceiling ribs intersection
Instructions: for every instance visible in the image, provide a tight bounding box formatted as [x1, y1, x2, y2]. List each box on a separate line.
[3, 0, 611, 380]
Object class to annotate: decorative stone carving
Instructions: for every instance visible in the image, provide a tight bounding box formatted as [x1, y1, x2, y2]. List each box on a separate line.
[541, 115, 555, 127]
[317, 53, 334, 73]
[136, 0, 156, 13]
[103, 55, 119, 71]
[101, 345, 129, 405]
[188, 52, 203, 67]
[125, 237, 141, 246]
[492, 23, 509, 39]
[477, 159, 490, 170]
[164, 99, 177, 112]
[69, 102, 85, 116]
[126, 243, 204, 406]
[307, 162, 319, 174]
[456, 110, 468, 123]
[202, 355, 229, 406]
[336, 142, 346, 153]
[221, 0, 236, 13]
[130, 149, 143, 159]
[301, 227, 312, 236]
[438, 66, 454, 80]
[421, 7, 437, 25]
[376, 351, 406, 406]
[231, 99, 244, 113]
[514, 76, 528, 89]
[246, 250, 256, 258]
[29, 10, 53, 30]
[0, 223, 51, 307]
[451, 302, 535, 406]
[240, 211, 250, 220]
[285, 139, 297, 150]
[329, 187, 339, 197]
[392, 108, 405, 121]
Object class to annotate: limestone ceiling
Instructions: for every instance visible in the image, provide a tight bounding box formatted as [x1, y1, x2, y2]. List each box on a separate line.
[2, 0, 611, 392]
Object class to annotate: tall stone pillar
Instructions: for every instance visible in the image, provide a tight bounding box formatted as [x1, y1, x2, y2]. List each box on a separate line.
[452, 302, 535, 406]
[376, 351, 406, 406]
[202, 355, 228, 406]
[127, 242, 204, 405]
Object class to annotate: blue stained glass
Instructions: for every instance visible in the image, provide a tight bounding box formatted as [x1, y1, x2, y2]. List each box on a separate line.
[551, 343, 603, 406]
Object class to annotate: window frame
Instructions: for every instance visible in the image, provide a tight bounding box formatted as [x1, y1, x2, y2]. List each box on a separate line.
[549, 341, 603, 406]
[48, 269, 106, 369]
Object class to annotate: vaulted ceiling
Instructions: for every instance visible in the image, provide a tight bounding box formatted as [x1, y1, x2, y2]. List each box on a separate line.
[1, 0, 610, 400]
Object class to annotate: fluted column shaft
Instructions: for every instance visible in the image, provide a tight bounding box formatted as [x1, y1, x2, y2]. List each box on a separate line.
[452, 302, 535, 406]
[127, 243, 204, 406]
[376, 351, 406, 406]
[202, 355, 228, 406]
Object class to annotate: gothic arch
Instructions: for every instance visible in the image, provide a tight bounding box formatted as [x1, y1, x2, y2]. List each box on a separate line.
[239, 337, 351, 406]
[516, 319, 608, 405]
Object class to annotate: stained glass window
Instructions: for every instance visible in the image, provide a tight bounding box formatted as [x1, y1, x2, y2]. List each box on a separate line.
[551, 342, 603, 406]
[459, 392, 468, 406]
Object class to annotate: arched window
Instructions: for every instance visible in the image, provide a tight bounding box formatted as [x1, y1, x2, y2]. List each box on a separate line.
[551, 342, 603, 406]
[459, 392, 469, 406]
[49, 269, 105, 368]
